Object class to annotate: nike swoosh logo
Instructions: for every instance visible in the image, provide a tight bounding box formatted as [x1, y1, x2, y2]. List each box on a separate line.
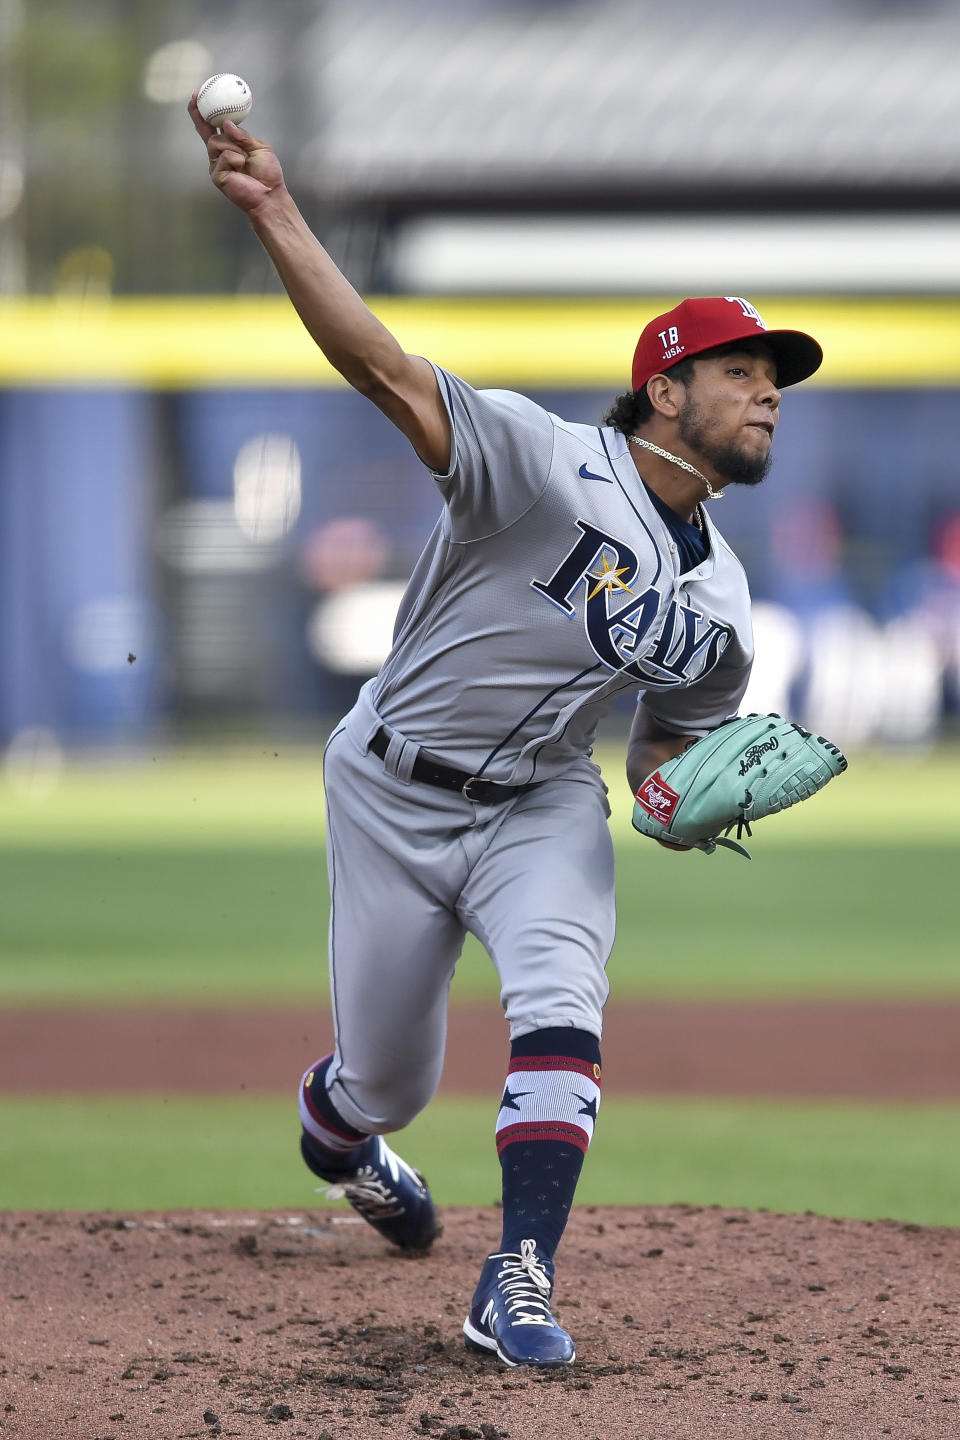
[578, 462, 612, 483]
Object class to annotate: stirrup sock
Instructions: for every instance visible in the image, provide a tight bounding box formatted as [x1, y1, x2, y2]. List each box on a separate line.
[496, 1027, 602, 1260]
[299, 1054, 368, 1176]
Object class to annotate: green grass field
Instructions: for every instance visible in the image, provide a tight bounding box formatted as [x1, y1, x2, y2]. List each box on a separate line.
[2, 743, 959, 1219]
[3, 1095, 960, 1227]
[1, 744, 958, 1004]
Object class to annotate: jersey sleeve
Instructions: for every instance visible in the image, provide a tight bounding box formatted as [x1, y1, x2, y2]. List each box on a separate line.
[428, 364, 556, 541]
[637, 630, 754, 738]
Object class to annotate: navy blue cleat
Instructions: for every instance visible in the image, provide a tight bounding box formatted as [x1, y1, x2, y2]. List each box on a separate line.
[317, 1135, 440, 1252]
[462, 1238, 575, 1367]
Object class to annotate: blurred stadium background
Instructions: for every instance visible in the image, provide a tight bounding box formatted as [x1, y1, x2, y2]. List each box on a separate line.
[2, 0, 960, 763]
[2, 0, 960, 1219]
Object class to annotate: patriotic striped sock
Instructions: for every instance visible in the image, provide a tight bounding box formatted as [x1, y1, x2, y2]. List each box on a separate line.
[496, 1028, 602, 1260]
[298, 1055, 369, 1178]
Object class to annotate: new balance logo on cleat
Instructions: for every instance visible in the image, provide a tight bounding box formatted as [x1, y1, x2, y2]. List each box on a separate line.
[463, 1238, 575, 1367]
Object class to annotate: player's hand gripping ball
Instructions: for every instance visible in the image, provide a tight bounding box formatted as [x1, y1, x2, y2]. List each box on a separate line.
[632, 713, 847, 859]
[196, 73, 252, 129]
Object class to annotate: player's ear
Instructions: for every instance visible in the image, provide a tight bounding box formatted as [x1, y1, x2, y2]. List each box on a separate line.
[646, 373, 684, 421]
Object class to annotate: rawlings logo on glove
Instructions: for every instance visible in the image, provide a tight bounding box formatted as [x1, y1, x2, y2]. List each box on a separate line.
[631, 713, 847, 859]
[635, 773, 680, 823]
[738, 737, 778, 774]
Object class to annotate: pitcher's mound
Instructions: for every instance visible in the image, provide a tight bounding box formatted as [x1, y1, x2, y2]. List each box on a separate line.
[1, 1204, 958, 1440]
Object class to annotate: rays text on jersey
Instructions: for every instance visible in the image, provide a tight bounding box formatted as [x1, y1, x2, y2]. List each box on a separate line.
[531, 519, 732, 687]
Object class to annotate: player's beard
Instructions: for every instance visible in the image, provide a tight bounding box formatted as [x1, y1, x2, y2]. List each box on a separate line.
[677, 401, 773, 487]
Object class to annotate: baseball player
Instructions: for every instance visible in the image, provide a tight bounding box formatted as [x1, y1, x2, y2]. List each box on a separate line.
[190, 99, 823, 1369]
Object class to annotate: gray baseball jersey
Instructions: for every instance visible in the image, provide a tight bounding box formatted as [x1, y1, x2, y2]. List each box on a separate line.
[373, 366, 753, 778]
[321, 367, 753, 1134]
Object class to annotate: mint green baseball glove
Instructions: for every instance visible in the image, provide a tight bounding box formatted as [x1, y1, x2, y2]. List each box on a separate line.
[632, 713, 847, 859]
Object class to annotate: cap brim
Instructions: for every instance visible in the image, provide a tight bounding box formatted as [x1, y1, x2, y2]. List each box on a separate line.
[763, 329, 823, 387]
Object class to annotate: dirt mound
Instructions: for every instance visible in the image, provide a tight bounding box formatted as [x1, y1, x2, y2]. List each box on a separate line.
[2, 1204, 958, 1440]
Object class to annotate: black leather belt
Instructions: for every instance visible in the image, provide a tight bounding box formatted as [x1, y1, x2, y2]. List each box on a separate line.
[370, 726, 539, 805]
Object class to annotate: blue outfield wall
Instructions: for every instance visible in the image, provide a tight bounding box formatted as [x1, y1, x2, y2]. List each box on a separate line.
[0, 390, 162, 746]
[2, 383, 960, 745]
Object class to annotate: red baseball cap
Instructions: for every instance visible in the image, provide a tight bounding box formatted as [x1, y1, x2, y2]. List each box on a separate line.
[631, 296, 822, 393]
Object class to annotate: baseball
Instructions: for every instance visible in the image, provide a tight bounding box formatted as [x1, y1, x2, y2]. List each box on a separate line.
[196, 73, 252, 129]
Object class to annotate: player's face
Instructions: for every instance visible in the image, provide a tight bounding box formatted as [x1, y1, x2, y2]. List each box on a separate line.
[676, 347, 781, 487]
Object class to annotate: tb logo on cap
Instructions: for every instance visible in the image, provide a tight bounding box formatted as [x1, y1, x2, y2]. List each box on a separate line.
[657, 324, 684, 362]
[725, 297, 767, 329]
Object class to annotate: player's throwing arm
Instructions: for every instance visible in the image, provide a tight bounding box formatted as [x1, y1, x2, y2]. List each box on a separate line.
[186, 85, 451, 473]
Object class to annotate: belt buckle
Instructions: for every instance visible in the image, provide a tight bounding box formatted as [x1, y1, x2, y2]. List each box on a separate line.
[461, 776, 488, 803]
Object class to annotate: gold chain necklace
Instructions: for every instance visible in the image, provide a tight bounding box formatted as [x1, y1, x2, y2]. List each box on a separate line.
[628, 435, 725, 502]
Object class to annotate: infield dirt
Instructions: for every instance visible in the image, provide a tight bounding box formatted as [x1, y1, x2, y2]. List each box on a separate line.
[2, 1203, 958, 1440]
[3, 999, 960, 1437]
[4, 999, 960, 1099]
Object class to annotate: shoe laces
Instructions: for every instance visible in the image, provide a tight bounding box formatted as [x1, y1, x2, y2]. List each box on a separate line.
[322, 1166, 407, 1219]
[320, 1139, 427, 1221]
[490, 1238, 556, 1328]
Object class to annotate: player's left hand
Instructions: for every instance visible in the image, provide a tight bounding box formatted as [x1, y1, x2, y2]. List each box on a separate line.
[631, 713, 847, 858]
